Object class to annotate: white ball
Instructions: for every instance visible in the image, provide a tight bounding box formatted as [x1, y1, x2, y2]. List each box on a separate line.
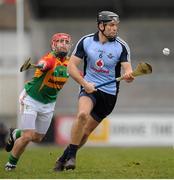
[162, 48, 170, 56]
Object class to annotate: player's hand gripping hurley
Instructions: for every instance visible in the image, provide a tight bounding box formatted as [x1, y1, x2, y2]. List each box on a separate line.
[95, 62, 152, 88]
[20, 58, 43, 72]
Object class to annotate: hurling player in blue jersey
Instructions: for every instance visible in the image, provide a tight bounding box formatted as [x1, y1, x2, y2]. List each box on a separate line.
[54, 11, 134, 172]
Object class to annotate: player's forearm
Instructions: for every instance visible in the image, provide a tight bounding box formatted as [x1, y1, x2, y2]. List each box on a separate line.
[68, 62, 87, 87]
[121, 62, 133, 74]
[121, 61, 134, 82]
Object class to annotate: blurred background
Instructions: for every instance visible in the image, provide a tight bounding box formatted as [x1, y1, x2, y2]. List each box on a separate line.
[0, 0, 174, 148]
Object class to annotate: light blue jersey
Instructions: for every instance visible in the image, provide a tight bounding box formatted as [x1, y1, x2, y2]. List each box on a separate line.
[73, 32, 131, 95]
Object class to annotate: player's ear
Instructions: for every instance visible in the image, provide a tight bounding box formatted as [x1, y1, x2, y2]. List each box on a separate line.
[98, 23, 105, 31]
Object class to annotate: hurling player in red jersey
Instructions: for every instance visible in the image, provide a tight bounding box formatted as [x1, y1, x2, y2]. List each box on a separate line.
[5, 33, 72, 171]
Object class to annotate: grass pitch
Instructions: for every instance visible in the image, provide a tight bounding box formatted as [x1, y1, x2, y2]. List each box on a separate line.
[0, 146, 174, 179]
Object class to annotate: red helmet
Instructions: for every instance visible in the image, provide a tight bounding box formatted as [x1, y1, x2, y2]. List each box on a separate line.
[51, 33, 72, 57]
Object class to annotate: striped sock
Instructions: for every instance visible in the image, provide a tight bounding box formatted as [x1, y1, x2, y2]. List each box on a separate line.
[15, 129, 21, 139]
[9, 153, 19, 165]
[13, 129, 22, 141]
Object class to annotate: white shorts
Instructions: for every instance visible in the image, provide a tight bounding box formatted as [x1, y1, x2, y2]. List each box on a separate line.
[19, 89, 56, 134]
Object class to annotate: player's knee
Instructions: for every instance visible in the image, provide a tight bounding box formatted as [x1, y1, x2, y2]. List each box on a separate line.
[77, 111, 89, 124]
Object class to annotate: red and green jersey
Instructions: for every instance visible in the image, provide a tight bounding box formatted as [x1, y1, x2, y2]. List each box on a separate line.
[25, 52, 69, 104]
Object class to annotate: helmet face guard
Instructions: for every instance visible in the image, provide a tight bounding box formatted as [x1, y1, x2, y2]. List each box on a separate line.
[51, 33, 72, 58]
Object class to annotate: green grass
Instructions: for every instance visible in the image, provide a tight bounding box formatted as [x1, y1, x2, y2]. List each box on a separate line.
[0, 146, 174, 179]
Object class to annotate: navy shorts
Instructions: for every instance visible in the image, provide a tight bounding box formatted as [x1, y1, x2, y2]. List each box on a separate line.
[79, 89, 118, 122]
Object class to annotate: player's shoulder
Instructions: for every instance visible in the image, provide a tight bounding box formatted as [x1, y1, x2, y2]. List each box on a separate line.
[116, 36, 130, 51]
[39, 52, 57, 64]
[81, 33, 95, 40]
[77, 33, 95, 44]
[116, 36, 129, 47]
[40, 52, 51, 59]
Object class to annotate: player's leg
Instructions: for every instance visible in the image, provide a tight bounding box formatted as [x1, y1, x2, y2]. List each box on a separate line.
[78, 116, 100, 148]
[5, 111, 53, 171]
[5, 90, 26, 152]
[32, 111, 53, 143]
[5, 128, 22, 152]
[70, 95, 94, 144]
[54, 94, 94, 172]
[63, 116, 100, 170]
[5, 111, 37, 171]
[64, 90, 118, 170]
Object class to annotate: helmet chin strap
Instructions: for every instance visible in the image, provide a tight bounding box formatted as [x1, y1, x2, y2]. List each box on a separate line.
[99, 24, 116, 42]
